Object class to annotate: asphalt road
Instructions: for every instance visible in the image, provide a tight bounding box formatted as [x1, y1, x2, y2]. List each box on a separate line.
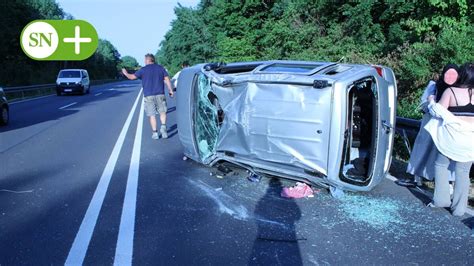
[0, 80, 473, 265]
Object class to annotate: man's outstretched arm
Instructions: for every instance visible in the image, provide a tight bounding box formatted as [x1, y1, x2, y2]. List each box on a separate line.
[122, 68, 137, 80]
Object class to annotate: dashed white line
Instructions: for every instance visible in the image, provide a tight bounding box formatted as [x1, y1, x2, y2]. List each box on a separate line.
[114, 98, 144, 265]
[59, 102, 77, 109]
[65, 89, 143, 265]
[95, 92, 103, 96]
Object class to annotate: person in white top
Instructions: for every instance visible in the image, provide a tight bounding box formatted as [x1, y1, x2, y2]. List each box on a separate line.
[171, 61, 190, 90]
[403, 65, 460, 187]
[425, 63, 474, 216]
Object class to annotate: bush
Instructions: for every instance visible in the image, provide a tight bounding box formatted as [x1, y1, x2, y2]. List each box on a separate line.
[397, 87, 424, 120]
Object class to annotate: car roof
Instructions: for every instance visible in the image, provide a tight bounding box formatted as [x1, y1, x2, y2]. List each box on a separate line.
[201, 60, 376, 78]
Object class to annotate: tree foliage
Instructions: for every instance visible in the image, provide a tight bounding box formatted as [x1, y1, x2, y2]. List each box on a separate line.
[0, 0, 122, 86]
[119, 56, 140, 70]
[157, 0, 473, 118]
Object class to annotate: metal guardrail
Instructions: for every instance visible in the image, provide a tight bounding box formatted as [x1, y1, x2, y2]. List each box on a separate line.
[395, 116, 474, 177]
[3, 79, 118, 101]
[395, 116, 421, 155]
[4, 83, 56, 93]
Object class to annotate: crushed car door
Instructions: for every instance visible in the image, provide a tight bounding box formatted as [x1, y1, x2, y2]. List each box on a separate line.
[212, 80, 333, 176]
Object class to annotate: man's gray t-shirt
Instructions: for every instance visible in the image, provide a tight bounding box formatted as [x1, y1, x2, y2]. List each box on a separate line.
[134, 64, 169, 96]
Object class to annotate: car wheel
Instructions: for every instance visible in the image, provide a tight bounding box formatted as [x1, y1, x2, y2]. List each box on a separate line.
[0, 106, 9, 125]
[56, 90, 62, 96]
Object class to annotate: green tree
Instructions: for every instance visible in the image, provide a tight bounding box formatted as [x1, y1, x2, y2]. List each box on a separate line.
[157, 0, 473, 118]
[119, 56, 140, 70]
[0, 0, 122, 86]
[157, 4, 216, 75]
[74, 39, 121, 79]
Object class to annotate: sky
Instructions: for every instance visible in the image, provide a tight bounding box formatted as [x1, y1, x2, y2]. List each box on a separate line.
[56, 0, 200, 65]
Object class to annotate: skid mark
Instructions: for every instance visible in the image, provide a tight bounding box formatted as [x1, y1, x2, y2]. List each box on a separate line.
[189, 179, 288, 229]
[190, 179, 250, 221]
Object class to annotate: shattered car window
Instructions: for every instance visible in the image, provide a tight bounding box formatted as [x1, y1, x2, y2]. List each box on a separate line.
[194, 74, 219, 161]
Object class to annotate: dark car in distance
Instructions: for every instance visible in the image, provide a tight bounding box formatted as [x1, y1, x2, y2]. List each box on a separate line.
[0, 87, 9, 125]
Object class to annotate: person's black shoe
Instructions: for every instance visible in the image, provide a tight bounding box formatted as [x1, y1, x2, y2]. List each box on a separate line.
[395, 178, 417, 188]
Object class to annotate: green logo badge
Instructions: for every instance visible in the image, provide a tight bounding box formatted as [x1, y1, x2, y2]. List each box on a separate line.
[20, 20, 98, 61]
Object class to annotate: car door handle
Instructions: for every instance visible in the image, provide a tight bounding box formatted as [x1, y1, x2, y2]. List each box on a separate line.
[381, 120, 392, 134]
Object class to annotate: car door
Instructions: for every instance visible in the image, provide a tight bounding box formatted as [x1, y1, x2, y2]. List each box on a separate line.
[373, 69, 396, 180]
[208, 79, 333, 176]
[82, 71, 90, 88]
[334, 69, 396, 190]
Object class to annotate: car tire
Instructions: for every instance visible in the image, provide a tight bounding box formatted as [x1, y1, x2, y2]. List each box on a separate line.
[56, 90, 62, 96]
[0, 106, 9, 125]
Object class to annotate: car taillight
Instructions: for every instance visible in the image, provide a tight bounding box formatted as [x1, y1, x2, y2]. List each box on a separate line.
[373, 66, 383, 77]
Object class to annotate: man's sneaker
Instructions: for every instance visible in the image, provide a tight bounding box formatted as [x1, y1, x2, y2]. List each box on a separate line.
[160, 126, 168, 139]
[152, 132, 159, 140]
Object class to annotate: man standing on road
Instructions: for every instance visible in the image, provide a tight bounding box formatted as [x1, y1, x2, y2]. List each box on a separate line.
[122, 54, 174, 139]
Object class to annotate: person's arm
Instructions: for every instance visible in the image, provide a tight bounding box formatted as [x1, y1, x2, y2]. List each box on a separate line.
[427, 88, 451, 118]
[122, 68, 137, 80]
[164, 76, 174, 97]
[438, 88, 452, 109]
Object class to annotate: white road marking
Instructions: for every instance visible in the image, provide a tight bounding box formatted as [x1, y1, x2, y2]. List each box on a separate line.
[114, 98, 144, 265]
[59, 102, 78, 109]
[109, 88, 115, 91]
[95, 92, 103, 96]
[9, 94, 55, 105]
[65, 89, 143, 265]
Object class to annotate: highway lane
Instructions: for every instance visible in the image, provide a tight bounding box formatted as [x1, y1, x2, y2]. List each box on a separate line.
[0, 80, 473, 264]
[133, 118, 474, 264]
[0, 81, 140, 153]
[0, 80, 143, 264]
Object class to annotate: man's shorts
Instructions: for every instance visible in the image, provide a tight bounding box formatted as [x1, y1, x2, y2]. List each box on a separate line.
[144, 95, 167, 116]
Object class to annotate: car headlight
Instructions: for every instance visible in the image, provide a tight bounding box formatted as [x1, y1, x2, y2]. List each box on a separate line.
[0, 87, 3, 92]
[76, 81, 82, 85]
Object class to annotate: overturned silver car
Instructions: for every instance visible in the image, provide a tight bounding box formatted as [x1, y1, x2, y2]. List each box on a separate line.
[177, 61, 397, 191]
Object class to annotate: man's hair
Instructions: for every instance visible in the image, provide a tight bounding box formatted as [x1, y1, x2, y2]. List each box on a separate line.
[145, 53, 155, 63]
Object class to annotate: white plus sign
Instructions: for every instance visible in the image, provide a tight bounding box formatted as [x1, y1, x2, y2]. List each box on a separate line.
[63, 26, 92, 55]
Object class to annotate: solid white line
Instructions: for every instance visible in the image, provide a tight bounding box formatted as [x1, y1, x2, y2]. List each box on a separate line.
[9, 94, 55, 105]
[95, 92, 103, 96]
[114, 98, 144, 265]
[59, 102, 78, 109]
[65, 89, 143, 265]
